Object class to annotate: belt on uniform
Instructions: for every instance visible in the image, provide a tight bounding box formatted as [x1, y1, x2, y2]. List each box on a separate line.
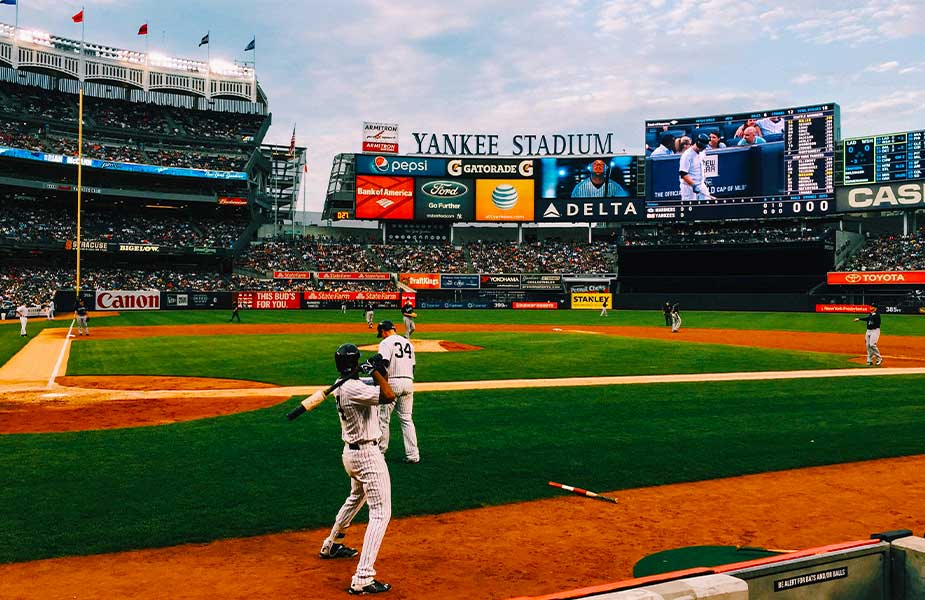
[389, 376, 413, 380]
[347, 440, 378, 450]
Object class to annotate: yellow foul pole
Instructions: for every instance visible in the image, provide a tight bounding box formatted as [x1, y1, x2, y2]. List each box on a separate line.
[76, 88, 83, 297]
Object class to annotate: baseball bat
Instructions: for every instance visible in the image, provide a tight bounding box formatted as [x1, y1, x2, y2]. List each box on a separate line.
[286, 377, 349, 420]
[548, 481, 618, 504]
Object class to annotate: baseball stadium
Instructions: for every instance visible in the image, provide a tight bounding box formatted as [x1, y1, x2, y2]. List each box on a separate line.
[1, 15, 925, 600]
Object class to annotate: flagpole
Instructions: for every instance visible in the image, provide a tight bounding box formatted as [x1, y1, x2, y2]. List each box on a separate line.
[76, 86, 84, 298]
[80, 5, 85, 83]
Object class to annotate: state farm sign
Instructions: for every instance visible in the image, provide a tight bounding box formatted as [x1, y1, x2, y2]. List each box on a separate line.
[827, 271, 925, 285]
[95, 290, 161, 311]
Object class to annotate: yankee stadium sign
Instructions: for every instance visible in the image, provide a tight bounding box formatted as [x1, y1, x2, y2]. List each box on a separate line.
[411, 132, 614, 156]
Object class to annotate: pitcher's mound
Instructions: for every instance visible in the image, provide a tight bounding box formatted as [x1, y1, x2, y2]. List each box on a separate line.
[359, 339, 482, 353]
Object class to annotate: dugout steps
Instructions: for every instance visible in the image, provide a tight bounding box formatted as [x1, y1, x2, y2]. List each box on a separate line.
[508, 531, 925, 599]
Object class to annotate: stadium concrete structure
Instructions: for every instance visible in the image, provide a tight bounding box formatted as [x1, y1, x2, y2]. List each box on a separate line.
[0, 21, 921, 315]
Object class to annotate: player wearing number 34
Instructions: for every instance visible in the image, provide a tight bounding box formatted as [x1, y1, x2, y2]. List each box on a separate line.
[376, 320, 420, 464]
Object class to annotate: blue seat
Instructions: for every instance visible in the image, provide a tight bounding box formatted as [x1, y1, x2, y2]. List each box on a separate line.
[764, 132, 783, 143]
[748, 141, 785, 197]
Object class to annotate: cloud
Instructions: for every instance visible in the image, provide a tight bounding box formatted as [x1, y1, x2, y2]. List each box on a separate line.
[793, 74, 817, 85]
[865, 61, 899, 73]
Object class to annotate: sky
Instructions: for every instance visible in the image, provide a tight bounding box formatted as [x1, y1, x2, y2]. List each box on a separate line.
[4, 0, 924, 212]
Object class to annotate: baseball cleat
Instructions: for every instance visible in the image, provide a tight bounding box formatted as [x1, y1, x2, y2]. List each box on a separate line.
[876, 358, 883, 366]
[348, 580, 391, 595]
[320, 543, 358, 559]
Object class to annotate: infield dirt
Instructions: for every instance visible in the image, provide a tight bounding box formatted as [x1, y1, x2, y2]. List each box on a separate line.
[1, 322, 924, 599]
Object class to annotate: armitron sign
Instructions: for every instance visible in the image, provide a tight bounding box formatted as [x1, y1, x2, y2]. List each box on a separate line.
[95, 290, 161, 311]
[827, 271, 925, 285]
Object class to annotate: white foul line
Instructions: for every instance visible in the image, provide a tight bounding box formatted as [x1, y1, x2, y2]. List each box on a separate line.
[47, 320, 76, 389]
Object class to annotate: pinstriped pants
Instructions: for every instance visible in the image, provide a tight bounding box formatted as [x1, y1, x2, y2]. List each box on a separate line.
[379, 379, 419, 461]
[328, 445, 392, 588]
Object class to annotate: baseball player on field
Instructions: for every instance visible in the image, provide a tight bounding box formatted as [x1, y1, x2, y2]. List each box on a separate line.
[854, 304, 883, 366]
[365, 302, 375, 329]
[400, 302, 416, 338]
[599, 299, 608, 317]
[376, 320, 419, 464]
[46, 298, 55, 320]
[16, 302, 27, 337]
[76, 300, 90, 336]
[319, 343, 396, 596]
[679, 134, 713, 201]
[670, 302, 682, 333]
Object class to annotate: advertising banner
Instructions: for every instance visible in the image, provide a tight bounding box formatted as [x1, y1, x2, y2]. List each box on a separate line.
[218, 197, 248, 205]
[446, 158, 535, 179]
[571, 292, 612, 309]
[400, 292, 417, 308]
[474, 179, 535, 222]
[95, 290, 161, 311]
[65, 239, 108, 252]
[419, 301, 493, 309]
[835, 181, 925, 213]
[827, 271, 925, 285]
[414, 178, 475, 221]
[273, 271, 313, 280]
[317, 272, 392, 281]
[536, 198, 644, 222]
[362, 122, 399, 154]
[815, 304, 873, 313]
[521, 274, 563, 290]
[303, 291, 400, 301]
[440, 273, 480, 289]
[512, 301, 559, 309]
[355, 155, 445, 177]
[480, 274, 522, 289]
[162, 292, 230, 310]
[235, 291, 301, 309]
[355, 175, 415, 220]
[399, 273, 441, 289]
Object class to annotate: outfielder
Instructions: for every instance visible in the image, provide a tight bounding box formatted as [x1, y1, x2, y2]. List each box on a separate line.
[600, 300, 608, 317]
[400, 302, 416, 338]
[377, 320, 419, 463]
[854, 304, 883, 366]
[76, 301, 89, 336]
[679, 134, 713, 201]
[365, 302, 375, 329]
[670, 303, 682, 333]
[319, 343, 397, 596]
[16, 302, 27, 337]
[46, 299, 55, 320]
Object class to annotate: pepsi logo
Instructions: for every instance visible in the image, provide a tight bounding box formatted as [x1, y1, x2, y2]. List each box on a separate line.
[374, 156, 389, 171]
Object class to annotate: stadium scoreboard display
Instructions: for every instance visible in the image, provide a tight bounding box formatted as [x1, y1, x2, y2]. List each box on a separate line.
[643, 103, 839, 220]
[843, 130, 925, 185]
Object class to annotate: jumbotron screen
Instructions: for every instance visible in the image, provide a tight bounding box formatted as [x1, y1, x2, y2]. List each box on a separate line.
[643, 103, 839, 220]
[843, 129, 925, 185]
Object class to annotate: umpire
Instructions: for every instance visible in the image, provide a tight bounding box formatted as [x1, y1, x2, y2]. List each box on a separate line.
[663, 301, 672, 327]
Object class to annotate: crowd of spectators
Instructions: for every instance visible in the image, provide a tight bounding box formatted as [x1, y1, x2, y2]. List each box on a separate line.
[0, 199, 248, 248]
[622, 221, 836, 246]
[842, 229, 925, 271]
[238, 240, 383, 274]
[467, 241, 617, 273]
[377, 243, 468, 273]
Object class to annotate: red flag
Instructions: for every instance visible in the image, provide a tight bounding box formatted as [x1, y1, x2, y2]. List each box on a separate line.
[72, 9, 83, 23]
[138, 23, 148, 35]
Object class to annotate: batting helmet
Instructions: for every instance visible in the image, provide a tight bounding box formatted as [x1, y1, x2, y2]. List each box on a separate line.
[694, 133, 710, 149]
[376, 319, 395, 339]
[334, 343, 361, 377]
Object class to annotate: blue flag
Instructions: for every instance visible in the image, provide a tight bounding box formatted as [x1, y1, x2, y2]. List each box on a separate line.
[0, 1, 17, 6]
[199, 33, 209, 47]
[244, 38, 255, 52]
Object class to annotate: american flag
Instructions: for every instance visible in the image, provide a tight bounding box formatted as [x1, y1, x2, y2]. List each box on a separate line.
[288, 126, 296, 158]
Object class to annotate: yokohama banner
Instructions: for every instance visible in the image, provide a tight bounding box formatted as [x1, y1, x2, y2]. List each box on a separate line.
[95, 290, 161, 311]
[827, 271, 925, 285]
[317, 272, 392, 281]
[303, 291, 400, 301]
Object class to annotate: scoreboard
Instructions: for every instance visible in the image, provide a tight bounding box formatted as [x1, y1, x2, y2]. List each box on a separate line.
[843, 130, 925, 185]
[785, 107, 837, 197]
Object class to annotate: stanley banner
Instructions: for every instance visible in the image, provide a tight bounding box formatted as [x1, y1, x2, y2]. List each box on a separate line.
[571, 292, 612, 309]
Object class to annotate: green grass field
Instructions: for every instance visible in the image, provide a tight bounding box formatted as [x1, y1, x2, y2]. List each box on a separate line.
[1, 309, 924, 564]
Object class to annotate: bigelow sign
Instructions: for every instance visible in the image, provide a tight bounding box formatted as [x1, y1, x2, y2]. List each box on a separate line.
[95, 290, 161, 311]
[836, 181, 925, 212]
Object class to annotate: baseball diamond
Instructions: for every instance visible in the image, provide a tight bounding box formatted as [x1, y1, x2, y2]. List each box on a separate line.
[2, 5, 925, 599]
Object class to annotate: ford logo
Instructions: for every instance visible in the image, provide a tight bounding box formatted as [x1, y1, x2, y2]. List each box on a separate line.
[421, 180, 468, 198]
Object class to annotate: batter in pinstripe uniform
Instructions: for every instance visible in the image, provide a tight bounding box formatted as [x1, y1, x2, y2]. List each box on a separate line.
[377, 320, 420, 463]
[319, 343, 397, 596]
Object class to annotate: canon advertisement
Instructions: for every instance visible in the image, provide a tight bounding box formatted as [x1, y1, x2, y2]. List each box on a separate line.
[95, 290, 161, 311]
